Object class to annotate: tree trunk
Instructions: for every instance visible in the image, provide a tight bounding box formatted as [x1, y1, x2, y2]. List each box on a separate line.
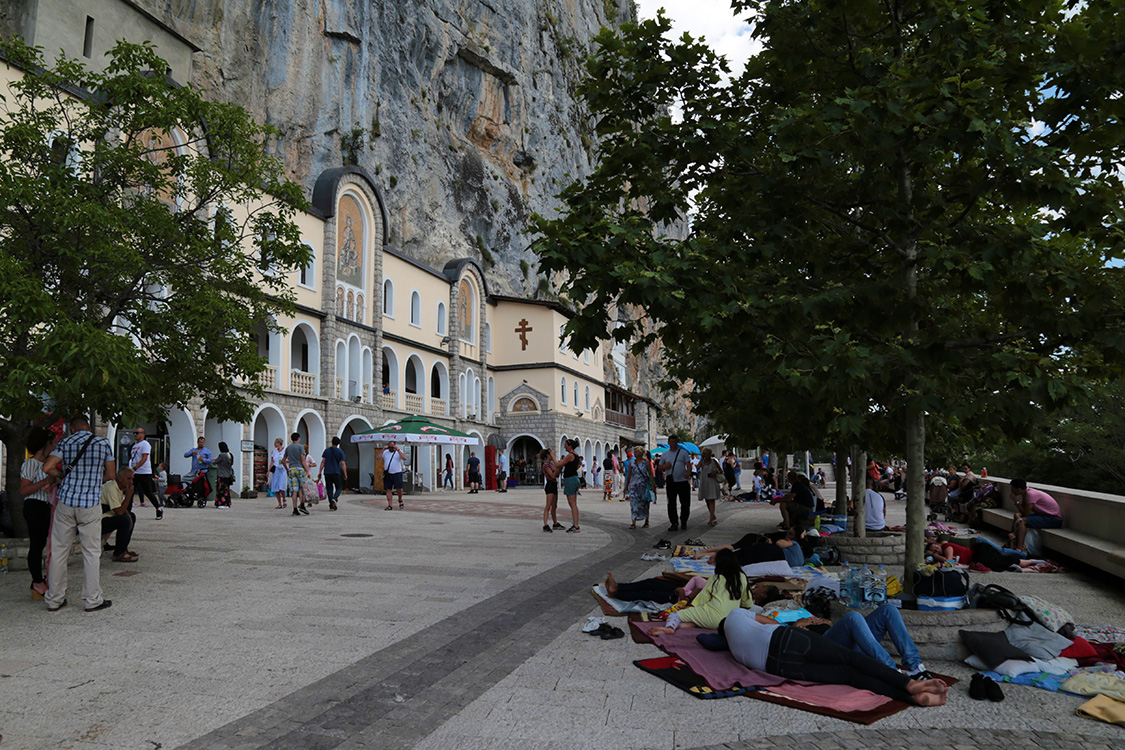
[904, 408, 926, 585]
[835, 445, 848, 512]
[851, 446, 865, 538]
[3, 426, 30, 538]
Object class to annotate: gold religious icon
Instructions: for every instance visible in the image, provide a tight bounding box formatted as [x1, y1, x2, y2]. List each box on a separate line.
[515, 319, 532, 350]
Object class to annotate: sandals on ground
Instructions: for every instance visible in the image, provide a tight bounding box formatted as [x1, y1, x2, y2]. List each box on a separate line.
[112, 552, 139, 562]
[385, 505, 394, 511]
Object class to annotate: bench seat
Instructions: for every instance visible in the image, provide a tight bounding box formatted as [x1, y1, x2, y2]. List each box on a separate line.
[982, 507, 1125, 579]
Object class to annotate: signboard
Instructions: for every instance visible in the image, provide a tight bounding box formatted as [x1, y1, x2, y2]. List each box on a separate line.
[241, 440, 255, 453]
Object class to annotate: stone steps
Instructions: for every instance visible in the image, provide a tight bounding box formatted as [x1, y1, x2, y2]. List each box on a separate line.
[829, 601, 1005, 662]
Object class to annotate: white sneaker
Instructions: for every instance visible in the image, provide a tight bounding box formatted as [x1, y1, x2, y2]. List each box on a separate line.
[581, 616, 606, 633]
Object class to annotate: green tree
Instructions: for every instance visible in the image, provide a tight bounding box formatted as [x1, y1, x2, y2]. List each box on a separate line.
[0, 39, 310, 536]
[532, 2, 1125, 579]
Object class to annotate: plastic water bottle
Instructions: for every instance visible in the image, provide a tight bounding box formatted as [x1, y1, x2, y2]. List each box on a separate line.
[860, 564, 874, 607]
[0, 541, 8, 574]
[870, 565, 887, 604]
[840, 562, 853, 605]
[849, 564, 863, 607]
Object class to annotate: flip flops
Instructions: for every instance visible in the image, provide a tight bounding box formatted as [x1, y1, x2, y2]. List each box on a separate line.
[586, 623, 625, 640]
[653, 539, 672, 550]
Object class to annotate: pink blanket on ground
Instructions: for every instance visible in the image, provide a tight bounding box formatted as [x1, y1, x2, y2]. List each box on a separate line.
[632, 621, 893, 713]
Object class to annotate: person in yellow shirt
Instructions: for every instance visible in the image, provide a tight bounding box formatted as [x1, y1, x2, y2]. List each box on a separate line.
[102, 468, 137, 563]
[649, 549, 752, 634]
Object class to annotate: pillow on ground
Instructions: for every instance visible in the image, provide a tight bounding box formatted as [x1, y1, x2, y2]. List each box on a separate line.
[964, 654, 1041, 677]
[960, 629, 1033, 669]
[1060, 635, 1099, 660]
[741, 560, 792, 578]
[1004, 622, 1074, 661]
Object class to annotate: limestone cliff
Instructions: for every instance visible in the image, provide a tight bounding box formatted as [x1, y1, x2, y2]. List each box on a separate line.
[129, 0, 634, 296]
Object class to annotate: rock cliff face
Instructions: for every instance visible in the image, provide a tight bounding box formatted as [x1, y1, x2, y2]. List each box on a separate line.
[134, 0, 633, 296]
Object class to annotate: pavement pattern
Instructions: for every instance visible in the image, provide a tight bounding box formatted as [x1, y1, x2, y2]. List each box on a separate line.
[1, 486, 1123, 749]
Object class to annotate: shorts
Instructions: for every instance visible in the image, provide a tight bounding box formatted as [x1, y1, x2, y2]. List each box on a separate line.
[1026, 514, 1062, 529]
[498, 471, 507, 484]
[786, 500, 811, 521]
[287, 467, 306, 495]
[384, 472, 403, 490]
[563, 475, 581, 496]
[545, 480, 558, 495]
[469, 471, 481, 485]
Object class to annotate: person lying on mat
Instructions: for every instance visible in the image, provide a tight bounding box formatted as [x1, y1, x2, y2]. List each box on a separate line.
[648, 550, 753, 635]
[603, 572, 708, 605]
[693, 528, 808, 568]
[720, 609, 949, 706]
[754, 589, 932, 680]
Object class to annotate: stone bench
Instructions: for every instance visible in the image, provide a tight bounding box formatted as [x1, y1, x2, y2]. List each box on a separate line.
[981, 507, 1125, 579]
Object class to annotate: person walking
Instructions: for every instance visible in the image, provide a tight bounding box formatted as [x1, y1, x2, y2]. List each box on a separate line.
[213, 442, 234, 508]
[318, 436, 347, 511]
[698, 448, 722, 526]
[382, 440, 406, 510]
[283, 433, 310, 516]
[540, 448, 564, 532]
[20, 426, 59, 600]
[41, 415, 114, 612]
[625, 447, 653, 529]
[130, 428, 163, 519]
[155, 461, 169, 506]
[660, 435, 694, 532]
[443, 453, 454, 491]
[558, 439, 582, 532]
[269, 438, 287, 509]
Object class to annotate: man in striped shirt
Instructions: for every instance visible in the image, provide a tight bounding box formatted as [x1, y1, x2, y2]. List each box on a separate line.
[42, 415, 115, 612]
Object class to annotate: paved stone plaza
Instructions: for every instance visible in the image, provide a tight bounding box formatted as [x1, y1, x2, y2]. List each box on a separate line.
[1, 486, 1123, 749]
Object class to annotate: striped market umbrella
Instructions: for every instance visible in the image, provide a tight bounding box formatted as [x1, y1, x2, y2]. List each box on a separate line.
[350, 415, 480, 445]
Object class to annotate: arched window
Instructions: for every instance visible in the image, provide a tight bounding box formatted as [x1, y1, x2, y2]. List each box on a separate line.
[383, 278, 394, 316]
[298, 242, 316, 289]
[561, 376, 567, 405]
[436, 301, 447, 335]
[335, 287, 344, 316]
[346, 291, 354, 319]
[585, 386, 591, 411]
[559, 324, 566, 352]
[574, 381, 579, 408]
[336, 193, 366, 288]
[484, 323, 491, 353]
[356, 294, 365, 322]
[584, 349, 590, 365]
[410, 290, 421, 326]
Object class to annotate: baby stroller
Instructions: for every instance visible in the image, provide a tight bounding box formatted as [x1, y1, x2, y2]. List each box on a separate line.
[165, 472, 211, 508]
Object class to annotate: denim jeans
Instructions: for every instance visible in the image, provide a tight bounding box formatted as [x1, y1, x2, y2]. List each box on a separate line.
[973, 536, 1027, 560]
[824, 604, 921, 672]
[766, 625, 913, 703]
[324, 473, 343, 503]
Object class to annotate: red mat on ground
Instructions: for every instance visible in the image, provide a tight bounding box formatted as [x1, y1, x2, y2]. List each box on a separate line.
[630, 620, 956, 724]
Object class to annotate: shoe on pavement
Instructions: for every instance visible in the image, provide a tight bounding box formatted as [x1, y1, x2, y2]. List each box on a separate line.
[47, 599, 68, 612]
[543, 524, 552, 532]
[156, 509, 163, 520]
[85, 600, 112, 612]
[552, 523, 566, 530]
[298, 505, 310, 515]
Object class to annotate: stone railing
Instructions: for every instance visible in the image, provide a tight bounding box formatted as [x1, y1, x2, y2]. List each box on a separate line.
[382, 390, 396, 409]
[254, 365, 277, 390]
[404, 393, 423, 413]
[361, 382, 370, 403]
[430, 397, 447, 416]
[335, 377, 344, 399]
[290, 370, 316, 396]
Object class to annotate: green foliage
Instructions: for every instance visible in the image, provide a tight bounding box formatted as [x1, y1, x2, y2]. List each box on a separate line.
[519, 259, 531, 278]
[987, 381, 1125, 496]
[531, 2, 1125, 457]
[0, 38, 309, 532]
[341, 126, 366, 165]
[476, 235, 495, 266]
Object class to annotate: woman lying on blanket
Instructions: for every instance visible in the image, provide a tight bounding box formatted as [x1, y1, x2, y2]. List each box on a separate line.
[720, 609, 949, 706]
[646, 550, 754, 635]
[692, 528, 809, 568]
[755, 586, 933, 681]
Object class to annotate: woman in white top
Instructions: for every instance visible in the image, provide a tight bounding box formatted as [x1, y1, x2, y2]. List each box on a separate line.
[269, 438, 288, 509]
[20, 426, 59, 600]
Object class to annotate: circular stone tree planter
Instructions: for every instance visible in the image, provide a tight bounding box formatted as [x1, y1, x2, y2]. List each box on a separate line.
[820, 533, 906, 566]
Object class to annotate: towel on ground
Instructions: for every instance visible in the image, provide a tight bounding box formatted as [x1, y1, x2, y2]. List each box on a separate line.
[1075, 694, 1125, 726]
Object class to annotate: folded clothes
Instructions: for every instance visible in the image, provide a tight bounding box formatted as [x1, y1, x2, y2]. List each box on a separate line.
[592, 585, 667, 614]
[1076, 694, 1125, 726]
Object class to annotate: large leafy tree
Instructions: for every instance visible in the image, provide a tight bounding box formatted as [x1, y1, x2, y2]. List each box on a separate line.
[1, 39, 310, 535]
[532, 1, 1125, 578]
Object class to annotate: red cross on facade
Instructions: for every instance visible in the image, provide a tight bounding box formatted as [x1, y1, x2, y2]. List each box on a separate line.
[515, 319, 532, 350]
